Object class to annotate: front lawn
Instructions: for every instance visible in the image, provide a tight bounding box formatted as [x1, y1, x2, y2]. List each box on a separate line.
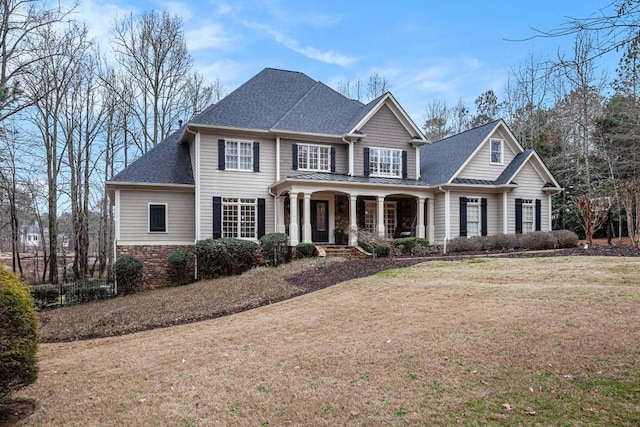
[16, 256, 640, 426]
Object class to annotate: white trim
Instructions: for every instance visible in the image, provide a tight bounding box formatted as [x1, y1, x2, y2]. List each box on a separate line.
[221, 196, 259, 240]
[368, 146, 403, 178]
[548, 193, 553, 231]
[106, 181, 194, 189]
[276, 136, 281, 181]
[349, 93, 427, 142]
[447, 121, 502, 183]
[503, 191, 508, 234]
[195, 131, 201, 241]
[116, 241, 195, 246]
[224, 139, 254, 171]
[115, 189, 121, 241]
[444, 189, 451, 243]
[490, 138, 504, 165]
[296, 142, 332, 172]
[415, 146, 421, 180]
[148, 203, 168, 233]
[348, 141, 354, 176]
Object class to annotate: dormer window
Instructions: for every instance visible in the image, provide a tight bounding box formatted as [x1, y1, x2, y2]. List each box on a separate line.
[370, 148, 402, 178]
[490, 138, 503, 164]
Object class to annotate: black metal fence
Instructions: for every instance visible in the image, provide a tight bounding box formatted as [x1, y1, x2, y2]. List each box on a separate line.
[30, 278, 115, 309]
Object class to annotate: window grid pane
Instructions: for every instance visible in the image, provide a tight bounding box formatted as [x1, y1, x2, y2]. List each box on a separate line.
[523, 200, 534, 234]
[222, 197, 256, 239]
[226, 141, 252, 170]
[369, 148, 401, 177]
[298, 144, 330, 172]
[467, 199, 480, 237]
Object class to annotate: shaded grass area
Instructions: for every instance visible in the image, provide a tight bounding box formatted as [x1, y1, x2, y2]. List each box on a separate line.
[17, 256, 640, 426]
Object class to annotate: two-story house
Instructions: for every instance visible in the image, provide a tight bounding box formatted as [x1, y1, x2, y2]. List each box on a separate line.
[106, 68, 561, 288]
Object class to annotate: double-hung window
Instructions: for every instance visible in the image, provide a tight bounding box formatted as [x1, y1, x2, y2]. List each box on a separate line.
[149, 203, 167, 232]
[222, 197, 257, 239]
[466, 198, 480, 237]
[298, 144, 330, 171]
[522, 199, 534, 233]
[490, 138, 503, 164]
[225, 140, 253, 171]
[370, 148, 401, 178]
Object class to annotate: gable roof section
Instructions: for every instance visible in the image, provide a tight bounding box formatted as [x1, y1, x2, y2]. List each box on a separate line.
[107, 127, 194, 186]
[420, 119, 501, 185]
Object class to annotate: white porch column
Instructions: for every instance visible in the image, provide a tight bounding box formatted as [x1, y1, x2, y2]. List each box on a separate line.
[276, 196, 285, 233]
[417, 196, 426, 239]
[303, 193, 312, 243]
[427, 197, 435, 243]
[289, 193, 299, 246]
[349, 194, 358, 246]
[377, 196, 385, 238]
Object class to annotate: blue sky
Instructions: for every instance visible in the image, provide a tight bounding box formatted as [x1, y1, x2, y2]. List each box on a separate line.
[69, 0, 618, 125]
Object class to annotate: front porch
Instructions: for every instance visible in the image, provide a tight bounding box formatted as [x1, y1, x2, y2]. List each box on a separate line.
[273, 188, 435, 247]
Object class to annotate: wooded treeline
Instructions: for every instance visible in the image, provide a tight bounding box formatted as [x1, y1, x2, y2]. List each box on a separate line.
[1, 0, 639, 284]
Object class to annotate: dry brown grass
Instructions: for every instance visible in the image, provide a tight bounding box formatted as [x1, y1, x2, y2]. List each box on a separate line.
[16, 256, 640, 426]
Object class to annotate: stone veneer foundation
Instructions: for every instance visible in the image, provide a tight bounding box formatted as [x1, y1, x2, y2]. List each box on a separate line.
[116, 245, 195, 291]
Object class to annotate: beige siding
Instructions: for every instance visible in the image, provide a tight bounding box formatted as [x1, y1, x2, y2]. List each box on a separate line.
[119, 189, 195, 243]
[433, 192, 447, 243]
[507, 163, 550, 233]
[354, 105, 416, 178]
[198, 132, 276, 240]
[280, 139, 349, 177]
[458, 129, 517, 181]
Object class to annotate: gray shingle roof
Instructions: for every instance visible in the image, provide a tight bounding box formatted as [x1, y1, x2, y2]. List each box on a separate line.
[192, 68, 367, 135]
[496, 149, 533, 184]
[419, 119, 501, 185]
[107, 127, 194, 185]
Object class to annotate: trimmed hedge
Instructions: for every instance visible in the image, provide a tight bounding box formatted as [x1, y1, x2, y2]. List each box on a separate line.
[392, 237, 431, 257]
[296, 243, 316, 258]
[260, 232, 290, 267]
[195, 238, 259, 279]
[114, 255, 143, 294]
[167, 250, 189, 286]
[447, 230, 579, 253]
[0, 267, 39, 399]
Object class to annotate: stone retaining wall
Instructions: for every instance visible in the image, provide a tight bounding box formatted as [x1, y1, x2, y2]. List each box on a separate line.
[116, 244, 194, 291]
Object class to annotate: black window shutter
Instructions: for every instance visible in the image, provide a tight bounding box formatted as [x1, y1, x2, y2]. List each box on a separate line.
[292, 144, 298, 170]
[402, 150, 408, 179]
[535, 199, 542, 231]
[257, 198, 266, 238]
[218, 139, 225, 170]
[213, 197, 222, 239]
[363, 148, 370, 177]
[253, 142, 260, 172]
[357, 199, 366, 228]
[515, 198, 523, 234]
[330, 147, 336, 172]
[481, 198, 488, 236]
[459, 197, 468, 237]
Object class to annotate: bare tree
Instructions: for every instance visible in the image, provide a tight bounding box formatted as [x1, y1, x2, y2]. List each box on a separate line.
[422, 99, 452, 141]
[182, 71, 216, 120]
[367, 72, 389, 101]
[111, 10, 193, 155]
[572, 194, 615, 246]
[337, 73, 390, 102]
[451, 97, 471, 133]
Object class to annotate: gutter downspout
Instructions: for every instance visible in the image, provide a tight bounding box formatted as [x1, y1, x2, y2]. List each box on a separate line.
[186, 126, 199, 280]
[343, 137, 354, 176]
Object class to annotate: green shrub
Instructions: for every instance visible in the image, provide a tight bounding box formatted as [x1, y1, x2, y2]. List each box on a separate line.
[195, 238, 259, 279]
[447, 236, 483, 253]
[520, 231, 557, 250]
[392, 237, 430, 257]
[30, 284, 60, 309]
[480, 234, 519, 251]
[552, 230, 579, 248]
[296, 243, 316, 258]
[260, 233, 290, 267]
[0, 267, 39, 399]
[69, 287, 110, 304]
[167, 250, 190, 285]
[358, 230, 391, 258]
[114, 255, 143, 294]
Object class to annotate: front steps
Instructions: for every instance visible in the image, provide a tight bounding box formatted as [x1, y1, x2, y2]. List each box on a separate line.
[316, 245, 370, 259]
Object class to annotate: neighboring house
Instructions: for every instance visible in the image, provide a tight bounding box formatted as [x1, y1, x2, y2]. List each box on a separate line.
[106, 68, 562, 288]
[22, 225, 41, 250]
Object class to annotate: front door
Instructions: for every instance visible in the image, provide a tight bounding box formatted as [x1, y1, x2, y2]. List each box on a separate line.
[311, 200, 329, 242]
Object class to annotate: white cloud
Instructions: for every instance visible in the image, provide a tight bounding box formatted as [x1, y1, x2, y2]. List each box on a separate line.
[241, 20, 355, 67]
[70, 0, 134, 42]
[185, 23, 236, 51]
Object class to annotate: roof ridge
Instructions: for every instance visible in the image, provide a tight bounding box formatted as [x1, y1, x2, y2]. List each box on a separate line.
[272, 80, 322, 130]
